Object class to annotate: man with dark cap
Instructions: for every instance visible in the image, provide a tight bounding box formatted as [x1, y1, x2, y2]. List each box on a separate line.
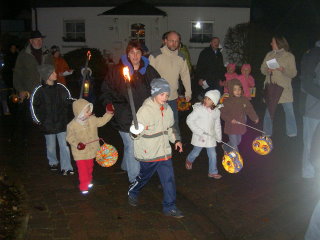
[12, 30, 53, 143]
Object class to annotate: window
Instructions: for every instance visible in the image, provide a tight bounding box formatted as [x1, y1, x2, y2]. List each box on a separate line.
[130, 23, 145, 44]
[190, 21, 214, 43]
[63, 20, 85, 42]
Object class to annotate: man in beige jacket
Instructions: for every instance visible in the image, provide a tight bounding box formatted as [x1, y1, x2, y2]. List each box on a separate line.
[149, 31, 192, 140]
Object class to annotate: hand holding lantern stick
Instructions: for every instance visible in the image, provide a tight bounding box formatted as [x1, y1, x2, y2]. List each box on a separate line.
[123, 66, 144, 135]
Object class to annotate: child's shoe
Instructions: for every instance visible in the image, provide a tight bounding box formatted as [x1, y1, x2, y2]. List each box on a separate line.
[88, 183, 94, 189]
[185, 160, 192, 170]
[81, 190, 89, 195]
[208, 173, 222, 179]
[163, 208, 184, 218]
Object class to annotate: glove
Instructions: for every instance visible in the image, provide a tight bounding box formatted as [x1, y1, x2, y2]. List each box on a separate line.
[106, 104, 114, 114]
[77, 142, 86, 150]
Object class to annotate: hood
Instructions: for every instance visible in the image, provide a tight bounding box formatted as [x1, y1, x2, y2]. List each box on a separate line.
[120, 55, 149, 76]
[227, 78, 243, 97]
[72, 98, 93, 118]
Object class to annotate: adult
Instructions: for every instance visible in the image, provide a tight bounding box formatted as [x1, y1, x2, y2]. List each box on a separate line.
[100, 40, 160, 183]
[2, 43, 19, 88]
[149, 31, 191, 139]
[51, 45, 73, 86]
[195, 37, 225, 97]
[300, 39, 320, 179]
[260, 35, 297, 137]
[12, 30, 53, 143]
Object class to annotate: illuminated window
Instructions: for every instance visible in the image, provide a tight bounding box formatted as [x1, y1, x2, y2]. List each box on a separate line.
[190, 21, 214, 43]
[130, 23, 145, 44]
[63, 20, 85, 42]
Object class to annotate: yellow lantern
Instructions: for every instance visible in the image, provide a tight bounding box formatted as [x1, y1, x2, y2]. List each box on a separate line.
[96, 143, 118, 167]
[83, 80, 90, 97]
[219, 93, 229, 104]
[177, 96, 191, 111]
[222, 151, 243, 173]
[252, 136, 273, 155]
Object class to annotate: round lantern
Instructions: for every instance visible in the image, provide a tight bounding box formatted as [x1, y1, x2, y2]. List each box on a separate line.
[222, 151, 243, 173]
[219, 93, 229, 104]
[96, 143, 118, 167]
[252, 136, 273, 155]
[177, 97, 191, 111]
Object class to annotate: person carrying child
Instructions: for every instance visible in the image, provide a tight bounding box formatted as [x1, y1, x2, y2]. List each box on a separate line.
[185, 90, 222, 179]
[128, 78, 184, 218]
[220, 63, 238, 93]
[221, 79, 259, 152]
[66, 98, 114, 194]
[30, 64, 74, 175]
[237, 64, 255, 100]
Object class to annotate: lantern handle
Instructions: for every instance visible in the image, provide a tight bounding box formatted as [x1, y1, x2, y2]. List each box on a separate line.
[84, 138, 105, 145]
[220, 141, 237, 151]
[235, 121, 266, 134]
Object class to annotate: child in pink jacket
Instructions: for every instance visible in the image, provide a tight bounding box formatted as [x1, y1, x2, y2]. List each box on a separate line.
[237, 64, 255, 100]
[221, 63, 238, 93]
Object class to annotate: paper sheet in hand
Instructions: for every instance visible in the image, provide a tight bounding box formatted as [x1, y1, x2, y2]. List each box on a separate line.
[266, 58, 280, 70]
[62, 70, 73, 76]
[202, 80, 209, 89]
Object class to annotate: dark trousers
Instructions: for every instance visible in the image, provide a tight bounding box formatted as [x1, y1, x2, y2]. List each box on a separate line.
[128, 159, 176, 212]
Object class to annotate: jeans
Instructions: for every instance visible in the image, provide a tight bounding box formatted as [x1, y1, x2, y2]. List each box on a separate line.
[119, 131, 140, 183]
[167, 99, 181, 140]
[305, 199, 320, 240]
[302, 117, 320, 178]
[224, 134, 242, 152]
[44, 132, 73, 171]
[187, 146, 218, 174]
[128, 159, 176, 212]
[263, 102, 297, 137]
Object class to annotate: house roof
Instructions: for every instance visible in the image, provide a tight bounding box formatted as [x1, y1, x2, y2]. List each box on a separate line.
[98, 0, 167, 16]
[33, 0, 251, 8]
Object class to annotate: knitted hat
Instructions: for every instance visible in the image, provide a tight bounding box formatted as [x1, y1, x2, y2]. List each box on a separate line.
[205, 90, 221, 105]
[150, 78, 170, 97]
[37, 64, 55, 81]
[227, 63, 236, 71]
[241, 64, 251, 72]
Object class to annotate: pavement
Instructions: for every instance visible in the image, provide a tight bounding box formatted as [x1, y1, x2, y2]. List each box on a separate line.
[1, 96, 320, 240]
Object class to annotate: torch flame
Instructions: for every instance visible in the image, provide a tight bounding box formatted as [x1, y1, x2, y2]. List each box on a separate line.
[87, 51, 91, 61]
[123, 66, 131, 81]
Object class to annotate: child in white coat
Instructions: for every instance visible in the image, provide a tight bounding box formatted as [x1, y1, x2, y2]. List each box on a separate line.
[185, 90, 222, 179]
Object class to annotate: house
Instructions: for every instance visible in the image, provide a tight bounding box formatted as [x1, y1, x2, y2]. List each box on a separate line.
[32, 0, 250, 65]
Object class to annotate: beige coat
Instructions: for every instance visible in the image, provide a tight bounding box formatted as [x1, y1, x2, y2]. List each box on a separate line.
[149, 46, 191, 101]
[66, 99, 113, 161]
[134, 97, 177, 162]
[260, 49, 297, 103]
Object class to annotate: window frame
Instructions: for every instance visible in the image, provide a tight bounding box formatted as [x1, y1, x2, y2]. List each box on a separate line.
[130, 23, 146, 44]
[63, 20, 86, 42]
[190, 20, 214, 43]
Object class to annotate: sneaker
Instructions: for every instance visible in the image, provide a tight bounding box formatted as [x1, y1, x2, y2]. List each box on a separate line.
[128, 194, 138, 207]
[81, 190, 89, 195]
[88, 183, 93, 189]
[67, 170, 75, 175]
[163, 208, 184, 219]
[49, 164, 59, 171]
[61, 170, 68, 176]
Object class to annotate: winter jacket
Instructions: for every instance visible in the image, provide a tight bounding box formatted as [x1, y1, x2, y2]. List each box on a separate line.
[100, 55, 160, 133]
[195, 47, 225, 90]
[187, 103, 221, 148]
[66, 99, 113, 161]
[221, 79, 258, 135]
[53, 57, 71, 85]
[260, 49, 297, 103]
[149, 46, 191, 101]
[300, 41, 320, 119]
[224, 73, 238, 93]
[237, 74, 255, 100]
[30, 82, 73, 134]
[13, 44, 53, 93]
[133, 97, 177, 162]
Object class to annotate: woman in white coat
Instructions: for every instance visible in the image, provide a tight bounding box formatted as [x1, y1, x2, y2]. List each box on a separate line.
[185, 90, 222, 179]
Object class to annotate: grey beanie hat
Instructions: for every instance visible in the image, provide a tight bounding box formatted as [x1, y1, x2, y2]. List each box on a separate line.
[38, 64, 55, 81]
[150, 78, 170, 97]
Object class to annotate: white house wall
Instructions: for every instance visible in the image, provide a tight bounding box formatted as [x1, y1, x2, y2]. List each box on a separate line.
[33, 6, 249, 65]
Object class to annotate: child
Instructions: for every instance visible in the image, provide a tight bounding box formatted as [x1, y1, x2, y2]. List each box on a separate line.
[66, 98, 114, 194]
[30, 64, 74, 175]
[221, 63, 238, 93]
[221, 79, 259, 153]
[238, 64, 255, 100]
[128, 78, 184, 218]
[185, 90, 222, 179]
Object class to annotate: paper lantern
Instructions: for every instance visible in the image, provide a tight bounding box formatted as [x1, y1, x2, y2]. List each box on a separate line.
[222, 151, 243, 173]
[252, 136, 273, 155]
[96, 143, 118, 167]
[219, 93, 229, 104]
[177, 97, 191, 111]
